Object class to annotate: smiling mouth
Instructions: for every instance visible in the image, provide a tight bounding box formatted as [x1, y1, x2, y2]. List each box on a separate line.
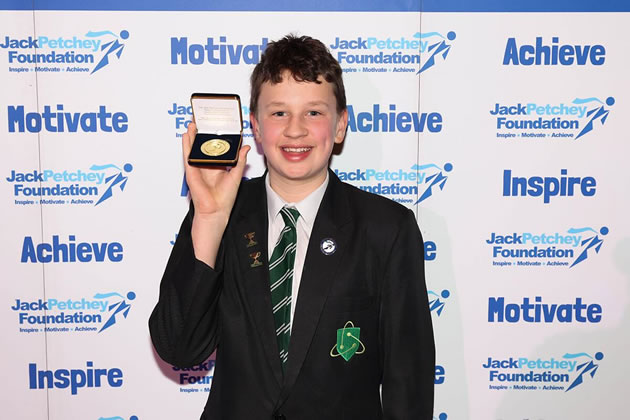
[282, 147, 312, 153]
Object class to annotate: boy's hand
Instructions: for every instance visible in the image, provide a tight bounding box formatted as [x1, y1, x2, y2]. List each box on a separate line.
[182, 121, 250, 266]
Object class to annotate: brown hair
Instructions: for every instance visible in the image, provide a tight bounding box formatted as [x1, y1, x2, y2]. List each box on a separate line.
[250, 34, 346, 116]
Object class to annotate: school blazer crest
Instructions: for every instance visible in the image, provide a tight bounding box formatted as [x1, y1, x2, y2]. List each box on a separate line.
[150, 171, 435, 420]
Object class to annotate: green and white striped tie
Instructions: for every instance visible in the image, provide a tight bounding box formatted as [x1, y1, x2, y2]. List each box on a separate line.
[269, 206, 300, 371]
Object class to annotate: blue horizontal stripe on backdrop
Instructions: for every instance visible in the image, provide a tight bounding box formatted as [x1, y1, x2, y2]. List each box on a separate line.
[422, 0, 630, 12]
[3, 0, 630, 11]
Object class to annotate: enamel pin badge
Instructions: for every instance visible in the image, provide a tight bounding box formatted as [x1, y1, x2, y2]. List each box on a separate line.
[320, 238, 337, 255]
[244, 232, 257, 247]
[249, 251, 263, 268]
[330, 321, 365, 361]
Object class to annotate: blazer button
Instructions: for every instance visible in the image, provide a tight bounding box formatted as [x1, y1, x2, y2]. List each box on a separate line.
[272, 413, 286, 420]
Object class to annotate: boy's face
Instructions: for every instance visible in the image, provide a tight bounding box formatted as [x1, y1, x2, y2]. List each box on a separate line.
[251, 71, 347, 190]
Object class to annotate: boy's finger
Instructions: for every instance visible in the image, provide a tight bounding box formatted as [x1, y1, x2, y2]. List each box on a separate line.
[182, 131, 192, 162]
[232, 145, 251, 178]
[186, 122, 197, 150]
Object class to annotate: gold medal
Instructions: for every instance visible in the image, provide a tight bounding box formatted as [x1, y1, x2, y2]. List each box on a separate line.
[200, 139, 230, 157]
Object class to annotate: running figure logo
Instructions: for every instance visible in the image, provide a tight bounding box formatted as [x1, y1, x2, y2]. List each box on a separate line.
[415, 31, 456, 74]
[413, 163, 453, 204]
[428, 289, 450, 316]
[568, 226, 609, 268]
[563, 352, 604, 392]
[573, 96, 614, 140]
[87, 30, 130, 74]
[94, 291, 136, 333]
[91, 163, 133, 206]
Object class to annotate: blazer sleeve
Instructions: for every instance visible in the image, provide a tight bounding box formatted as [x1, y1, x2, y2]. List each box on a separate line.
[149, 203, 225, 368]
[379, 208, 435, 420]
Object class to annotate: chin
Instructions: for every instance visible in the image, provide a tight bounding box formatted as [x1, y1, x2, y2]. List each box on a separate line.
[276, 167, 325, 183]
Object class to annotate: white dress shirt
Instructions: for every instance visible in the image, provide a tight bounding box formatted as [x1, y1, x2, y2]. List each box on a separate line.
[265, 173, 329, 332]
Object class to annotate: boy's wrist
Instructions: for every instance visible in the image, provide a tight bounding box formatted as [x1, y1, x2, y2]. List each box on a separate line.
[191, 213, 229, 268]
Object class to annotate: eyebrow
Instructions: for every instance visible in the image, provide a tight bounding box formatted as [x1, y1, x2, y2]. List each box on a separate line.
[265, 101, 330, 108]
[306, 101, 331, 107]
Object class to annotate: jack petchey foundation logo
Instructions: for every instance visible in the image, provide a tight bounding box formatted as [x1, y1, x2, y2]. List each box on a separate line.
[484, 351, 604, 392]
[334, 162, 452, 205]
[492, 96, 614, 140]
[174, 360, 215, 390]
[7, 163, 133, 206]
[2, 29, 129, 74]
[329, 30, 455, 75]
[12, 291, 135, 334]
[487, 226, 609, 268]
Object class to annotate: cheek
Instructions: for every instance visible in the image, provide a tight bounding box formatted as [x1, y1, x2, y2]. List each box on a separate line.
[257, 122, 283, 144]
[311, 121, 337, 144]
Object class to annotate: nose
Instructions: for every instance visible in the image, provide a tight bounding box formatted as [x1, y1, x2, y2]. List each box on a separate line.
[283, 115, 307, 138]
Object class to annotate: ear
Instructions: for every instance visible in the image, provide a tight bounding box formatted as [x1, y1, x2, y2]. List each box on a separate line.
[250, 113, 262, 144]
[334, 109, 348, 144]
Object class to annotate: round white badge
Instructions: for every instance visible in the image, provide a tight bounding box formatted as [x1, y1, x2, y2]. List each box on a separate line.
[320, 238, 337, 255]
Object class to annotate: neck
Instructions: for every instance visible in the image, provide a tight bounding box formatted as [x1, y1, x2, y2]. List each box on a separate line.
[268, 172, 327, 203]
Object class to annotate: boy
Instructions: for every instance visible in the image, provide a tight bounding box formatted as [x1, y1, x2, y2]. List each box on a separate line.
[150, 35, 435, 420]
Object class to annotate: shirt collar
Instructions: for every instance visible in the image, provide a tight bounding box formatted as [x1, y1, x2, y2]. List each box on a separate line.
[265, 172, 329, 229]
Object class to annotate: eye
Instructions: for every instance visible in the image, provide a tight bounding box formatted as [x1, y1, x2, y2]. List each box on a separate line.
[307, 110, 322, 116]
[272, 111, 286, 117]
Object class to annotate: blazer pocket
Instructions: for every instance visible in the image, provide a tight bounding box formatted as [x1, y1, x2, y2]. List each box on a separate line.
[324, 296, 376, 313]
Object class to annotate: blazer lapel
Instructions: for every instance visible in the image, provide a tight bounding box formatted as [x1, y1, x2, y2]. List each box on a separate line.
[277, 172, 353, 405]
[233, 176, 284, 387]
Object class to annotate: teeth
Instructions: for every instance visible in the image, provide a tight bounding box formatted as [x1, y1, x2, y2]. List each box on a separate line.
[283, 147, 311, 152]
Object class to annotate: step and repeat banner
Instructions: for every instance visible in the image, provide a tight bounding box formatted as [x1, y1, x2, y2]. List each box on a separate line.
[1, 1, 629, 419]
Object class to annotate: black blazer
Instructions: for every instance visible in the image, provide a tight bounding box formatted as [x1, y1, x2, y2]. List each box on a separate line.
[150, 171, 435, 420]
